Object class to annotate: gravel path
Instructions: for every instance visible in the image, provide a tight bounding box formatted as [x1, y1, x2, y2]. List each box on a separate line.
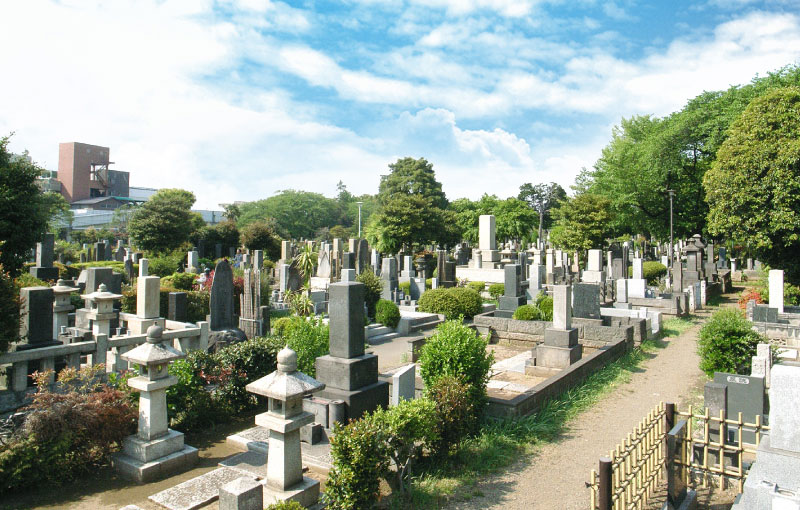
[445, 305, 721, 510]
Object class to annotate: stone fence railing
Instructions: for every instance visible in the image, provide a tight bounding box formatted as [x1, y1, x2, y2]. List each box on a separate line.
[0, 321, 208, 413]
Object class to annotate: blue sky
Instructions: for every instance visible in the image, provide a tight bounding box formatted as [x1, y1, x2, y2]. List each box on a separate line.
[1, 0, 799, 209]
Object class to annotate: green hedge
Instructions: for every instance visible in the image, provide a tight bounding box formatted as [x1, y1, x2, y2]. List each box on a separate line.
[512, 304, 543, 321]
[356, 271, 383, 318]
[376, 299, 401, 329]
[628, 261, 668, 285]
[121, 286, 209, 323]
[698, 308, 766, 376]
[418, 287, 483, 319]
[488, 283, 504, 299]
[535, 294, 554, 321]
[466, 281, 486, 293]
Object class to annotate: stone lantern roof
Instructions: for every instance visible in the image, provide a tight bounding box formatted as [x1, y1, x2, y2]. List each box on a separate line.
[80, 282, 122, 302]
[52, 279, 77, 295]
[123, 325, 185, 367]
[246, 346, 325, 401]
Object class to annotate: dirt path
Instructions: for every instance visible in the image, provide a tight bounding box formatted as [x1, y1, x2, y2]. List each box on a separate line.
[445, 303, 726, 510]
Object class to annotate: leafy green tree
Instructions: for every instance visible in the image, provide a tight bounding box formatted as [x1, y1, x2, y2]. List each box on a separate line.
[378, 157, 448, 209]
[40, 192, 73, 238]
[0, 258, 18, 352]
[238, 190, 344, 240]
[128, 188, 199, 254]
[223, 203, 241, 222]
[549, 193, 612, 252]
[110, 203, 137, 239]
[704, 87, 800, 284]
[0, 136, 49, 276]
[518, 182, 566, 242]
[365, 194, 454, 253]
[239, 220, 280, 261]
[449, 194, 538, 244]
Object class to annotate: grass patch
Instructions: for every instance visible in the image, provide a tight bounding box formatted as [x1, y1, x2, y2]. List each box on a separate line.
[661, 316, 698, 338]
[396, 339, 661, 508]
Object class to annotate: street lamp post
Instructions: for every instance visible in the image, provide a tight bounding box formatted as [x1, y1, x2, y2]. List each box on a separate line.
[667, 189, 675, 261]
[356, 201, 363, 238]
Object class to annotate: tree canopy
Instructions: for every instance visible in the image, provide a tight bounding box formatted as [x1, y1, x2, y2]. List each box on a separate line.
[0, 136, 50, 276]
[549, 193, 612, 252]
[378, 157, 448, 209]
[517, 182, 566, 242]
[450, 194, 538, 244]
[580, 65, 800, 240]
[128, 188, 200, 254]
[704, 86, 800, 283]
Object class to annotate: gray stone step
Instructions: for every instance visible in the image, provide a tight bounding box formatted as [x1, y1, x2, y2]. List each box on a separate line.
[227, 426, 333, 473]
[366, 324, 393, 338]
[148, 467, 258, 510]
[368, 332, 400, 345]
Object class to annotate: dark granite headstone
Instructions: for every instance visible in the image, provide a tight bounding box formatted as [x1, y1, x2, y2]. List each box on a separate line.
[665, 420, 689, 509]
[36, 233, 54, 267]
[85, 267, 115, 294]
[380, 257, 398, 301]
[329, 282, 365, 358]
[168, 292, 188, 323]
[573, 283, 601, 319]
[713, 372, 766, 444]
[210, 259, 235, 330]
[342, 252, 355, 270]
[104, 241, 112, 261]
[752, 304, 778, 323]
[18, 287, 57, 348]
[94, 242, 106, 261]
[356, 239, 369, 274]
[215, 243, 223, 259]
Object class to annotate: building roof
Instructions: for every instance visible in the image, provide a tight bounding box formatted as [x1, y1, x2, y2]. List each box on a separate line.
[70, 196, 125, 205]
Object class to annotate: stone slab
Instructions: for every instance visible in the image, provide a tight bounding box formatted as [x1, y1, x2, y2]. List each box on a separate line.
[149, 466, 256, 510]
[219, 450, 268, 478]
[543, 327, 578, 348]
[535, 343, 581, 369]
[713, 372, 766, 444]
[114, 444, 198, 484]
[317, 380, 389, 421]
[315, 354, 378, 391]
[262, 476, 321, 508]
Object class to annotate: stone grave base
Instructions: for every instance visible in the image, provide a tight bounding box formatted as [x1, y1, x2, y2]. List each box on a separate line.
[263, 477, 320, 508]
[317, 380, 389, 421]
[113, 442, 198, 483]
[661, 488, 697, 510]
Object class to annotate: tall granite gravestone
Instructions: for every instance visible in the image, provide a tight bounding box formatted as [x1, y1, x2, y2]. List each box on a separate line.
[581, 249, 606, 285]
[478, 215, 500, 267]
[380, 257, 398, 301]
[30, 233, 59, 281]
[769, 270, 784, 314]
[672, 257, 684, 293]
[497, 264, 526, 317]
[315, 281, 389, 420]
[730, 364, 800, 510]
[664, 420, 697, 510]
[355, 239, 370, 274]
[572, 283, 601, 319]
[18, 287, 59, 350]
[208, 260, 247, 349]
[528, 285, 581, 377]
[527, 263, 545, 302]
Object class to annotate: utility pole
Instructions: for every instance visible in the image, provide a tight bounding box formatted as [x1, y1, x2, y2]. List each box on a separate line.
[667, 189, 675, 261]
[357, 201, 363, 238]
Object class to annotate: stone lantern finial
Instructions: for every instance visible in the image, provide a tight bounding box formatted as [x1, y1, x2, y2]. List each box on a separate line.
[277, 345, 297, 372]
[146, 325, 164, 344]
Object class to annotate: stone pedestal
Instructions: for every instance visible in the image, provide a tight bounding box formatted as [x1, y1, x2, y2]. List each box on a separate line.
[113, 326, 197, 482]
[527, 285, 581, 377]
[316, 282, 388, 421]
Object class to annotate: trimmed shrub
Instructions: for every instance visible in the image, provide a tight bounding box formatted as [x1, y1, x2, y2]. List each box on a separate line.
[356, 270, 383, 318]
[513, 304, 543, 321]
[398, 280, 411, 295]
[488, 283, 504, 299]
[738, 288, 764, 310]
[698, 308, 766, 376]
[214, 336, 283, 410]
[643, 261, 667, 285]
[147, 254, 183, 278]
[272, 316, 297, 337]
[467, 281, 486, 293]
[376, 299, 401, 329]
[425, 278, 433, 289]
[418, 287, 482, 320]
[325, 416, 391, 510]
[418, 320, 493, 407]
[167, 272, 196, 291]
[426, 375, 477, 456]
[535, 294, 554, 321]
[370, 398, 438, 494]
[281, 317, 329, 377]
[0, 262, 19, 353]
[15, 272, 50, 288]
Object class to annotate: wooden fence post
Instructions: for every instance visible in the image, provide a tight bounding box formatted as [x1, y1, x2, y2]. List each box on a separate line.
[599, 457, 613, 510]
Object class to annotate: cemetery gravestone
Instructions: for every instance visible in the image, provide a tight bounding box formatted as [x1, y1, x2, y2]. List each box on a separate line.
[30, 233, 59, 281]
[316, 282, 389, 420]
[713, 372, 766, 444]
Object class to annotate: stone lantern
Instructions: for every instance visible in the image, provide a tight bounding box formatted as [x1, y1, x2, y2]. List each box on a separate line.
[80, 283, 122, 337]
[113, 325, 198, 482]
[246, 346, 325, 507]
[52, 279, 77, 340]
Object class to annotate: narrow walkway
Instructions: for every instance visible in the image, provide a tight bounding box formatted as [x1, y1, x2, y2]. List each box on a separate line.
[445, 303, 724, 510]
